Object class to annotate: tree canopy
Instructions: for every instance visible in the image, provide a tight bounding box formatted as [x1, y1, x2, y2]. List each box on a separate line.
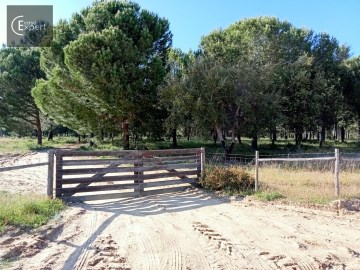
[0, 3, 358, 149]
[160, 17, 354, 150]
[0, 47, 44, 144]
[32, 0, 172, 148]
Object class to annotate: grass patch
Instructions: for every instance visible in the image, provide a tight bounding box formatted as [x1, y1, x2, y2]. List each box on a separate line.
[254, 191, 284, 201]
[248, 167, 360, 204]
[0, 191, 65, 233]
[0, 137, 79, 153]
[0, 259, 11, 269]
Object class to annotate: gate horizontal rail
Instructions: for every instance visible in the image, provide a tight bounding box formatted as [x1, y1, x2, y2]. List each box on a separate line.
[50, 148, 205, 202]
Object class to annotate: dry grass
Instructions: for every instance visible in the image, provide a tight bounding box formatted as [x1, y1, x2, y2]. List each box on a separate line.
[200, 166, 255, 195]
[248, 167, 360, 204]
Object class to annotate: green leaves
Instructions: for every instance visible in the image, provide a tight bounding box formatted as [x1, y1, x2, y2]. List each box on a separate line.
[32, 1, 172, 140]
[0, 48, 44, 136]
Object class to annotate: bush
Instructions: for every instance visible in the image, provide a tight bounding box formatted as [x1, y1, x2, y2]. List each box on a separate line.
[199, 166, 255, 193]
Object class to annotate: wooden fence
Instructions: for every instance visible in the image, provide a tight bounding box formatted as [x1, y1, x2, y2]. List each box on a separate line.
[49, 148, 205, 202]
[254, 149, 340, 196]
[0, 162, 48, 172]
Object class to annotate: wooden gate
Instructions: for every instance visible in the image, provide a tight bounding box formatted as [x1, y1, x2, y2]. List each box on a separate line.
[48, 148, 205, 202]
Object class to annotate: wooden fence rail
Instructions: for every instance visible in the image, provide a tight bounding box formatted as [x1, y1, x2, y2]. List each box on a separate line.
[0, 162, 48, 172]
[50, 148, 205, 202]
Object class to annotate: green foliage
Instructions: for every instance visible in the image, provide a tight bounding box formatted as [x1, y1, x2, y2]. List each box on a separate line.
[199, 166, 255, 194]
[0, 47, 44, 143]
[159, 49, 196, 138]
[197, 17, 350, 148]
[342, 56, 360, 140]
[32, 0, 172, 142]
[254, 191, 284, 201]
[0, 192, 65, 233]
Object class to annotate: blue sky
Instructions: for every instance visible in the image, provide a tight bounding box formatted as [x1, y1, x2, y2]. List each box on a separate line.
[1, 0, 359, 56]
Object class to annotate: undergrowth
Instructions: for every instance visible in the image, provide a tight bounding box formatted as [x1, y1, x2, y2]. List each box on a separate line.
[199, 166, 255, 194]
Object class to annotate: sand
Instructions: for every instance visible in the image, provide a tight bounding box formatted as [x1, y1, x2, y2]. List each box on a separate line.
[1, 152, 360, 270]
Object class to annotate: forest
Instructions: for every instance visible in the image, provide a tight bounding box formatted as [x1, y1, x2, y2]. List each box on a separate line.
[1, 0, 360, 153]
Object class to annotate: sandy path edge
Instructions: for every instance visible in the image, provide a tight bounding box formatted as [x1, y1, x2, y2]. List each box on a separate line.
[0, 188, 359, 270]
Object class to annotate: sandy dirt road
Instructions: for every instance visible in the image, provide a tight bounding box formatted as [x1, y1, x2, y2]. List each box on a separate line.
[0, 152, 48, 194]
[1, 152, 360, 269]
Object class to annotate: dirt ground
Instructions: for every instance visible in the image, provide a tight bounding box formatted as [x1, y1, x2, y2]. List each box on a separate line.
[1, 152, 360, 270]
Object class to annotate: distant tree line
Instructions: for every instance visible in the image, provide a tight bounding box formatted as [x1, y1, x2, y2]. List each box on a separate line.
[0, 1, 359, 151]
[161, 17, 360, 151]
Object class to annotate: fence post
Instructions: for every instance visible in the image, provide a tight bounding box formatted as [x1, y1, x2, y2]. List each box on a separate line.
[47, 150, 54, 199]
[334, 148, 340, 197]
[200, 147, 205, 179]
[255, 151, 259, 192]
[55, 151, 63, 199]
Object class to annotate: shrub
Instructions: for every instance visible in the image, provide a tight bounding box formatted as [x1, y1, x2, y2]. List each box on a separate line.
[199, 166, 255, 193]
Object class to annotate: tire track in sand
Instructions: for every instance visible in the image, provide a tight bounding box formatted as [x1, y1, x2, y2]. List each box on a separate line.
[137, 233, 159, 270]
[219, 210, 316, 270]
[73, 208, 98, 270]
[193, 221, 281, 270]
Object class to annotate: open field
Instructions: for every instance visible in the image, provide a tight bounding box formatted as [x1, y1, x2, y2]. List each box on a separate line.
[253, 167, 360, 204]
[0, 137, 80, 154]
[1, 136, 360, 155]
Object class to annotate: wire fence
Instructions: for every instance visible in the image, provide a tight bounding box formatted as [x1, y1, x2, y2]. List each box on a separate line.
[206, 149, 360, 198]
[207, 151, 360, 171]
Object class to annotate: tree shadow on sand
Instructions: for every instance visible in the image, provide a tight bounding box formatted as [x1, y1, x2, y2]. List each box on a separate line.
[62, 188, 238, 269]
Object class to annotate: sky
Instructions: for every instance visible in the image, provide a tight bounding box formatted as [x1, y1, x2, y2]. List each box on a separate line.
[1, 0, 359, 56]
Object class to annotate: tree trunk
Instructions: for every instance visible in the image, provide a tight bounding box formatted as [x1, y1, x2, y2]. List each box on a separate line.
[251, 135, 258, 150]
[123, 122, 130, 150]
[358, 114, 360, 142]
[222, 128, 226, 140]
[216, 127, 225, 147]
[171, 128, 177, 147]
[47, 122, 53, 141]
[295, 129, 302, 146]
[333, 122, 338, 140]
[212, 129, 218, 144]
[185, 126, 191, 141]
[35, 110, 42, 145]
[271, 130, 277, 146]
[231, 128, 236, 144]
[319, 126, 325, 148]
[100, 129, 104, 141]
[216, 126, 234, 155]
[227, 143, 235, 155]
[236, 133, 241, 144]
[340, 126, 345, 143]
[319, 126, 326, 148]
